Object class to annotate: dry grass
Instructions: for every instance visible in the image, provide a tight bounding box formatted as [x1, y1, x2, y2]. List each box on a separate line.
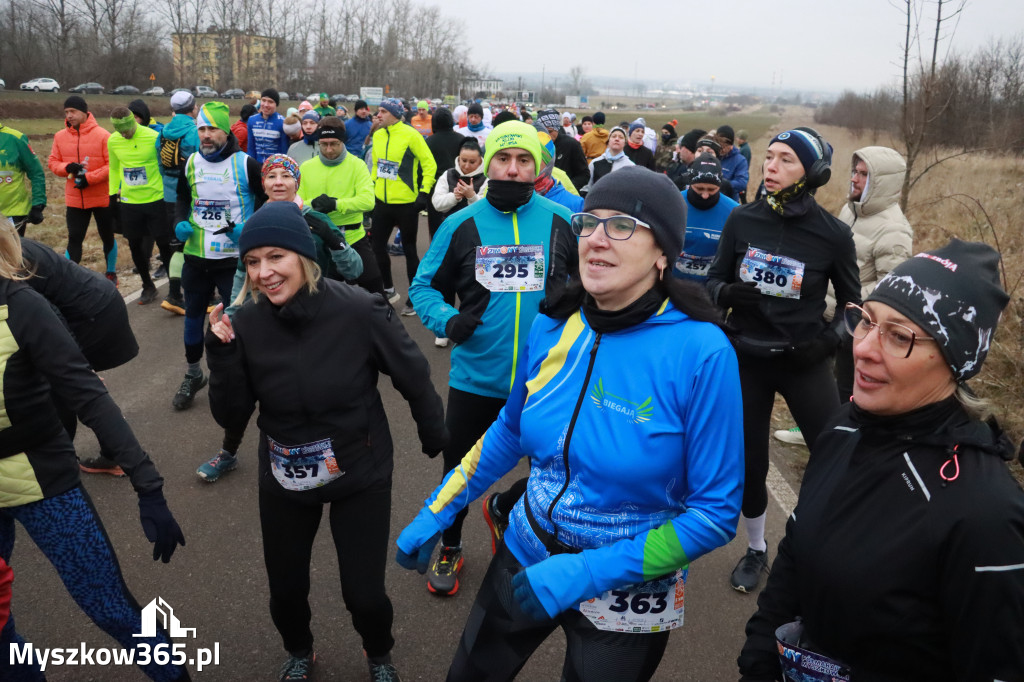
[754, 110, 1024, 472]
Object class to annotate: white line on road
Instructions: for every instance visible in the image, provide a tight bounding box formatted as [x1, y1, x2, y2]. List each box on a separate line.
[767, 460, 798, 517]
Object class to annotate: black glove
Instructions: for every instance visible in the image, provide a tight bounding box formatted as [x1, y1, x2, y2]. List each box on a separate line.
[27, 205, 45, 225]
[65, 162, 83, 176]
[786, 332, 839, 369]
[421, 427, 449, 459]
[311, 194, 337, 214]
[445, 312, 483, 344]
[74, 174, 89, 189]
[414, 191, 429, 212]
[306, 214, 344, 250]
[138, 488, 185, 563]
[718, 281, 762, 309]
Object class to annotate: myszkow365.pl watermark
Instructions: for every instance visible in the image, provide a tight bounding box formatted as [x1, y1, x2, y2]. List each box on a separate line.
[10, 597, 220, 672]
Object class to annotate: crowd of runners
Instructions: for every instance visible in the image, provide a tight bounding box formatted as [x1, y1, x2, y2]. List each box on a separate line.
[0, 87, 1022, 682]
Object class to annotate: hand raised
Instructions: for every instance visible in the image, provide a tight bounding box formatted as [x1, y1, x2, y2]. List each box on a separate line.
[208, 303, 235, 343]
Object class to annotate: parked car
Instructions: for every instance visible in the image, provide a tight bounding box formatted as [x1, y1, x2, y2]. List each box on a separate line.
[192, 85, 217, 97]
[329, 94, 346, 104]
[221, 88, 244, 99]
[142, 86, 165, 96]
[278, 91, 290, 101]
[21, 78, 60, 92]
[293, 92, 305, 102]
[69, 82, 104, 94]
[112, 85, 140, 95]
[0, 79, 6, 90]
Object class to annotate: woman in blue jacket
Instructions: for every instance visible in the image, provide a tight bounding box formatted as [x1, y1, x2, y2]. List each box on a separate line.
[397, 167, 745, 682]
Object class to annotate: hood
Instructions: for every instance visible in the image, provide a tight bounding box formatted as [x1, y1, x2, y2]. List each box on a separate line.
[68, 112, 100, 136]
[432, 108, 454, 133]
[128, 99, 151, 126]
[455, 158, 485, 177]
[590, 127, 610, 141]
[162, 113, 197, 141]
[849, 146, 905, 217]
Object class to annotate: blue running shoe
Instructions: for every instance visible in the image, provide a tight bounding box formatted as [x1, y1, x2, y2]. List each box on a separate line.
[196, 450, 237, 482]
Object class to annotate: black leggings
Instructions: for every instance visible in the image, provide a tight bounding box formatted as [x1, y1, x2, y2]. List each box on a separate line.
[441, 387, 507, 547]
[120, 201, 172, 289]
[737, 353, 840, 518]
[370, 200, 419, 298]
[258, 484, 395, 658]
[448, 543, 669, 682]
[347, 234, 385, 295]
[66, 205, 115, 265]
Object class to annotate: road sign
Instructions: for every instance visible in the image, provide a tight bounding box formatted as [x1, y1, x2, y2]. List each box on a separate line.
[150, 73, 156, 82]
[360, 86, 384, 106]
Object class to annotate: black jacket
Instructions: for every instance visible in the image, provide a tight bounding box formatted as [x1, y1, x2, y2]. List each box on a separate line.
[553, 132, 589, 191]
[623, 143, 656, 171]
[20, 238, 138, 371]
[426, 109, 464, 181]
[706, 197, 860, 350]
[206, 280, 447, 503]
[739, 398, 1024, 681]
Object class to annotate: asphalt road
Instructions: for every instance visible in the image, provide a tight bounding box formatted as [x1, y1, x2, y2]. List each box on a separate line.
[14, 225, 790, 681]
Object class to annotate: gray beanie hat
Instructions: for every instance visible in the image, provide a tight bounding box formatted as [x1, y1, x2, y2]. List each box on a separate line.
[867, 239, 1008, 381]
[582, 166, 686, 267]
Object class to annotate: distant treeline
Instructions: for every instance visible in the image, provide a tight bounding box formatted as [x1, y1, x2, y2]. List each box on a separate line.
[815, 36, 1024, 154]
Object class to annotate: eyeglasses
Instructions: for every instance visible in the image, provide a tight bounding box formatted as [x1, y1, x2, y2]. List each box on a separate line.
[570, 213, 651, 241]
[843, 303, 934, 358]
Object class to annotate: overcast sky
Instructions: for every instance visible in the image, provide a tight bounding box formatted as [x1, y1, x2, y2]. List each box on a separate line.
[441, 0, 1022, 94]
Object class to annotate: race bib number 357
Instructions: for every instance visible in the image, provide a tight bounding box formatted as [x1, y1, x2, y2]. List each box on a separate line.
[475, 244, 545, 292]
[267, 435, 345, 492]
[739, 247, 805, 299]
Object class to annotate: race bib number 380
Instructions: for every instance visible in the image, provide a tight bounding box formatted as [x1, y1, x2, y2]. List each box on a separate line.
[267, 435, 344, 492]
[739, 247, 805, 299]
[475, 244, 545, 292]
[579, 569, 686, 633]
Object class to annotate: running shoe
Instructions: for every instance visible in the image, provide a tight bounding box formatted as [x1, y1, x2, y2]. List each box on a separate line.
[386, 244, 405, 257]
[153, 264, 168, 280]
[79, 456, 126, 477]
[384, 289, 401, 305]
[161, 293, 186, 315]
[105, 271, 118, 288]
[730, 547, 769, 593]
[196, 450, 237, 482]
[434, 337, 449, 348]
[772, 426, 806, 447]
[367, 653, 402, 682]
[482, 493, 508, 555]
[172, 372, 208, 410]
[400, 302, 415, 316]
[278, 651, 315, 681]
[426, 545, 464, 595]
[138, 285, 158, 305]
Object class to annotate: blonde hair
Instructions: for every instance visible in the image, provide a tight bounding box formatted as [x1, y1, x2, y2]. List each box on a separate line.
[232, 253, 321, 307]
[0, 216, 30, 281]
[955, 384, 996, 422]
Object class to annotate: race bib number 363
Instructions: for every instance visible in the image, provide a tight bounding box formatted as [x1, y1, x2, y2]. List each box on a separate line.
[579, 569, 686, 633]
[739, 247, 805, 299]
[475, 244, 545, 292]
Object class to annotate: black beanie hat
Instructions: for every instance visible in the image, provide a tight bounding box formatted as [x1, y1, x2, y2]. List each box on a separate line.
[685, 153, 722, 187]
[717, 125, 735, 143]
[127, 99, 151, 126]
[261, 88, 281, 106]
[63, 95, 88, 114]
[679, 129, 706, 153]
[240, 103, 257, 122]
[662, 123, 676, 138]
[866, 239, 1009, 381]
[583, 166, 686, 267]
[239, 202, 316, 260]
[581, 115, 593, 124]
[592, 111, 606, 125]
[492, 110, 517, 127]
[467, 102, 484, 117]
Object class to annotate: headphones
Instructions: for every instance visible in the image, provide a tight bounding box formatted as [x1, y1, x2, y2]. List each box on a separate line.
[792, 126, 833, 189]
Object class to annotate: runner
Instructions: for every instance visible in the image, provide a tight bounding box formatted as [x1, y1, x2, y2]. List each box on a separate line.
[397, 167, 744, 682]
[108, 106, 173, 304]
[739, 240, 1024, 681]
[205, 201, 446, 682]
[0, 218, 188, 682]
[369, 97, 437, 311]
[48, 96, 118, 284]
[287, 111, 321, 164]
[247, 89, 288, 164]
[583, 127, 634, 192]
[0, 121, 46, 236]
[158, 91, 200, 315]
[705, 128, 860, 594]
[409, 121, 578, 595]
[673, 154, 738, 283]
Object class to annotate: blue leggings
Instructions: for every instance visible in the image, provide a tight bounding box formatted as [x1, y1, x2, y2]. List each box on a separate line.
[0, 486, 185, 681]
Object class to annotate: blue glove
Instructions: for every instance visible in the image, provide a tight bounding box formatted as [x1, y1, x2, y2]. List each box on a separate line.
[512, 571, 550, 621]
[225, 220, 243, 244]
[395, 506, 445, 573]
[175, 220, 194, 243]
[520, 553, 598, 619]
[138, 488, 186, 563]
